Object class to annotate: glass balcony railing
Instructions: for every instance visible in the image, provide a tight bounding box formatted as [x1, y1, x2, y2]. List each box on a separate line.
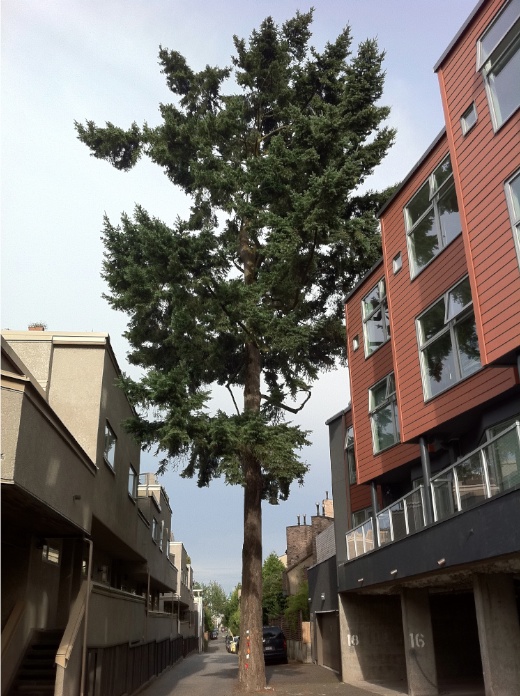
[346, 518, 375, 560]
[431, 421, 520, 522]
[377, 486, 426, 546]
[345, 421, 520, 562]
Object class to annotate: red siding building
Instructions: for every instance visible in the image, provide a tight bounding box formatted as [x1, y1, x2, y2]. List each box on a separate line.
[328, 2, 520, 694]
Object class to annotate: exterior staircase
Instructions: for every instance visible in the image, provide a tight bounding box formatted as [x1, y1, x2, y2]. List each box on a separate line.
[8, 629, 62, 695]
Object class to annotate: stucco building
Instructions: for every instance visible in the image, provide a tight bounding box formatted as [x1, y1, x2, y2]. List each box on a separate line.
[1, 329, 197, 696]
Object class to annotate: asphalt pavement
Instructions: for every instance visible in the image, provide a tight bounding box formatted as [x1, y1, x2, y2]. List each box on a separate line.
[134, 637, 409, 696]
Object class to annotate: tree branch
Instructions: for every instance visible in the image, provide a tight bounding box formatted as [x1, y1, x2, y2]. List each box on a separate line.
[260, 390, 311, 414]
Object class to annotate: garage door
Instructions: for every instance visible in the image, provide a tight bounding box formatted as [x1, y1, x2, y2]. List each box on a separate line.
[317, 612, 340, 673]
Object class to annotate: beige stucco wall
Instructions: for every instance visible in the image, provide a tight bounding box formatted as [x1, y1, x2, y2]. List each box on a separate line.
[88, 585, 146, 645]
[4, 338, 53, 394]
[1, 386, 23, 481]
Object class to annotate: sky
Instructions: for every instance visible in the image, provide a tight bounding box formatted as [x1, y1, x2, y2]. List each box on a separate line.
[1, 0, 478, 594]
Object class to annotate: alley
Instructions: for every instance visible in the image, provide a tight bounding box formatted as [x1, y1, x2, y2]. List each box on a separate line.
[135, 635, 409, 696]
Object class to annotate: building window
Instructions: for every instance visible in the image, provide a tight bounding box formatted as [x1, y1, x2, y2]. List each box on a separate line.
[369, 373, 400, 453]
[345, 425, 357, 484]
[351, 507, 373, 528]
[104, 422, 117, 469]
[461, 102, 478, 134]
[417, 276, 481, 399]
[152, 517, 159, 544]
[128, 464, 138, 498]
[405, 156, 462, 277]
[392, 252, 402, 274]
[42, 544, 60, 565]
[352, 335, 359, 351]
[477, 0, 520, 130]
[362, 278, 390, 356]
[505, 169, 520, 264]
[159, 520, 164, 551]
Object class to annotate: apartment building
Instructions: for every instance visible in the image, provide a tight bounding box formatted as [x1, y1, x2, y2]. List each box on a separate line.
[1, 329, 197, 696]
[329, 1, 520, 694]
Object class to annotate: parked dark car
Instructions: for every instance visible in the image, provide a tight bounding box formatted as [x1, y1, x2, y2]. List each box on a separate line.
[210, 629, 219, 639]
[262, 626, 287, 663]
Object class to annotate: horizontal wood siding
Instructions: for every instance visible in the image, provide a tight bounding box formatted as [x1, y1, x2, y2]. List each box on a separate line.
[438, 0, 520, 364]
[380, 134, 518, 443]
[346, 266, 419, 486]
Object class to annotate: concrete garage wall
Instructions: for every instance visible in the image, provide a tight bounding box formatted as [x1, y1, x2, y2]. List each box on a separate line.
[339, 594, 406, 685]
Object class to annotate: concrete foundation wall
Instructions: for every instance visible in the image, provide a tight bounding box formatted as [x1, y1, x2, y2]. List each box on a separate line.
[339, 593, 406, 684]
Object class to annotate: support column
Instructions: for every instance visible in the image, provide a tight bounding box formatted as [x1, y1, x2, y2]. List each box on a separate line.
[400, 588, 438, 696]
[339, 592, 406, 685]
[473, 574, 520, 695]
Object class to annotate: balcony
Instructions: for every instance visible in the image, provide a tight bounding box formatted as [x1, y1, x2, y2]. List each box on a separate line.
[346, 421, 520, 561]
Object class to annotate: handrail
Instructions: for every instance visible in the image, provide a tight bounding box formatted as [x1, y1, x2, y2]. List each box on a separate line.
[56, 581, 87, 668]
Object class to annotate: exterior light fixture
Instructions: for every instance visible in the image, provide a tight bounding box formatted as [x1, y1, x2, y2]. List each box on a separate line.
[390, 569, 398, 575]
[320, 593, 325, 601]
[437, 558, 446, 566]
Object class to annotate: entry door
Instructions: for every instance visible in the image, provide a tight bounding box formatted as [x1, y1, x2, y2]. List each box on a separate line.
[317, 612, 341, 673]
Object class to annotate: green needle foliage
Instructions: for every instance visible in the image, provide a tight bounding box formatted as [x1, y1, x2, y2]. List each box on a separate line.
[76, 10, 395, 691]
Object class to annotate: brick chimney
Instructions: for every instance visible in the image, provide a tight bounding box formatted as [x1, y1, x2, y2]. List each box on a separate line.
[28, 323, 46, 331]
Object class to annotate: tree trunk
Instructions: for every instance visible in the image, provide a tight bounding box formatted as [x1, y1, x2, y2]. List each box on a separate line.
[238, 445, 265, 691]
[238, 217, 266, 691]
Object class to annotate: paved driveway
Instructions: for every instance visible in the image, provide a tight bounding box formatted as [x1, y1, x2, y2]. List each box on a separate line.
[135, 637, 408, 696]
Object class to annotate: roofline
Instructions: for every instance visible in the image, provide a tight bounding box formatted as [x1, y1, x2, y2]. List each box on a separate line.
[377, 128, 447, 219]
[433, 0, 487, 72]
[342, 257, 384, 305]
[325, 405, 351, 426]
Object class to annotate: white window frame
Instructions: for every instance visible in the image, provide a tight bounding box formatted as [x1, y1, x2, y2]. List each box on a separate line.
[405, 155, 462, 278]
[477, 0, 520, 131]
[461, 102, 478, 135]
[104, 421, 117, 470]
[416, 276, 481, 400]
[345, 425, 357, 484]
[152, 517, 159, 544]
[505, 169, 520, 267]
[128, 464, 138, 499]
[362, 278, 390, 357]
[369, 373, 400, 454]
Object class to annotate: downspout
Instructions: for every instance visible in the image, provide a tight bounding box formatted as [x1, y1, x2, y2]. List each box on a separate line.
[370, 482, 380, 548]
[79, 538, 93, 696]
[146, 568, 151, 642]
[419, 437, 434, 526]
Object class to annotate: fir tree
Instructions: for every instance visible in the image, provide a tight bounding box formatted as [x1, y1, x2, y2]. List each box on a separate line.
[76, 11, 394, 691]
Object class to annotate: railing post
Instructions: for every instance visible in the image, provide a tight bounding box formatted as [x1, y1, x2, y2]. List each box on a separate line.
[370, 481, 380, 548]
[419, 438, 434, 525]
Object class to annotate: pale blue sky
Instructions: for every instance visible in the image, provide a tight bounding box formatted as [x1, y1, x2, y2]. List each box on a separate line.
[2, 0, 477, 593]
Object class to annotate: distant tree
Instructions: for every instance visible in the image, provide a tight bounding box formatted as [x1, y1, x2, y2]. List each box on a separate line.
[224, 585, 241, 635]
[76, 9, 394, 691]
[262, 553, 286, 623]
[200, 581, 228, 618]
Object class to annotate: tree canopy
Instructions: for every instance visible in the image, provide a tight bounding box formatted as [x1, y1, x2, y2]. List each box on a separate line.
[76, 10, 394, 691]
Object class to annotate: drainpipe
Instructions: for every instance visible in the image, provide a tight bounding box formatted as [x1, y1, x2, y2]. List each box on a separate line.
[79, 538, 93, 696]
[370, 482, 379, 548]
[419, 437, 434, 526]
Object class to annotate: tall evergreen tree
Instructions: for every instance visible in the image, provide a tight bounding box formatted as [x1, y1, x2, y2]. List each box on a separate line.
[76, 11, 394, 691]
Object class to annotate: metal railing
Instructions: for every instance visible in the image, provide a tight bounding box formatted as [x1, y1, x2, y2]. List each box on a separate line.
[345, 421, 520, 562]
[431, 421, 520, 522]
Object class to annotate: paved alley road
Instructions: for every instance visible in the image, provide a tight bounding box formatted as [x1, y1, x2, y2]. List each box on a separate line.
[135, 636, 409, 696]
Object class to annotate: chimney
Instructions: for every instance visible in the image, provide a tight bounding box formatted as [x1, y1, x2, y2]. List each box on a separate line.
[28, 322, 46, 331]
[303, 515, 307, 525]
[316, 503, 320, 515]
[297, 515, 300, 526]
